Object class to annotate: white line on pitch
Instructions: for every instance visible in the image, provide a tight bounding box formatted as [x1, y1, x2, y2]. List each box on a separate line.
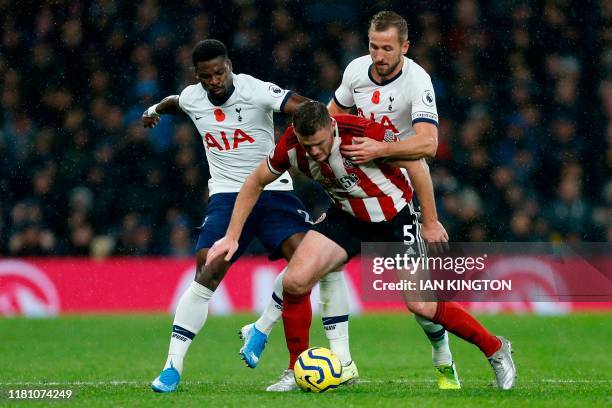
[358, 379, 612, 384]
[1, 379, 610, 386]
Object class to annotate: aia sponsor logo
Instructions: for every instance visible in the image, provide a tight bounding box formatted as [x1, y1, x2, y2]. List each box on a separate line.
[204, 129, 255, 151]
[356, 108, 399, 133]
[0, 260, 60, 317]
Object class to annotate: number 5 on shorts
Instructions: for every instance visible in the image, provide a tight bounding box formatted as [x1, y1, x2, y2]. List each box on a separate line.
[403, 224, 415, 245]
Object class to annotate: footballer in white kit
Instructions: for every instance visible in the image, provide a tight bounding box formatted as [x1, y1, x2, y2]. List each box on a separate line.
[178, 72, 295, 196]
[332, 54, 439, 139]
[327, 11, 463, 390]
[325, 11, 516, 391]
[177, 69, 317, 260]
[143, 39, 359, 394]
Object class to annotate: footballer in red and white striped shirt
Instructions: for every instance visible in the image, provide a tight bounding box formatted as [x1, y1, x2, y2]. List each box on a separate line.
[267, 113, 413, 223]
[210, 102, 513, 390]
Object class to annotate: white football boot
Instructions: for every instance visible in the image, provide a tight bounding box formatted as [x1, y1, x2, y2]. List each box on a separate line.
[265, 369, 299, 392]
[488, 336, 517, 390]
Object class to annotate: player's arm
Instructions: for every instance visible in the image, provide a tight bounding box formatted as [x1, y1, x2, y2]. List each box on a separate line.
[206, 161, 281, 264]
[142, 95, 182, 128]
[393, 158, 448, 245]
[281, 93, 311, 114]
[341, 122, 438, 163]
[380, 122, 438, 159]
[329, 61, 355, 115]
[327, 98, 350, 115]
[226, 161, 280, 241]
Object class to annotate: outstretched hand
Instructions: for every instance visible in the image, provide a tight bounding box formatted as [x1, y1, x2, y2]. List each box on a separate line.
[206, 236, 239, 265]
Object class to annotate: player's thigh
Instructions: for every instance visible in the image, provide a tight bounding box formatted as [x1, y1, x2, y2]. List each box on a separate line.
[196, 193, 255, 273]
[195, 193, 232, 252]
[283, 230, 348, 296]
[254, 191, 311, 261]
[311, 205, 363, 260]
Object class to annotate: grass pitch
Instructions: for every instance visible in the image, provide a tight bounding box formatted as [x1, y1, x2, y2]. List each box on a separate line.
[1, 313, 611, 407]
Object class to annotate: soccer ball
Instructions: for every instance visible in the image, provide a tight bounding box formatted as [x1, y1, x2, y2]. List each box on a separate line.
[293, 347, 343, 392]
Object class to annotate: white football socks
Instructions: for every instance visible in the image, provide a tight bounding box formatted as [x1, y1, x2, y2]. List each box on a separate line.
[254, 269, 353, 366]
[254, 267, 286, 335]
[320, 271, 352, 366]
[414, 313, 453, 366]
[164, 281, 214, 374]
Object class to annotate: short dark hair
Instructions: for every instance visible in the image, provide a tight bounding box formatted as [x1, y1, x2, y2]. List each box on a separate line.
[369, 11, 408, 42]
[192, 39, 228, 66]
[293, 101, 332, 137]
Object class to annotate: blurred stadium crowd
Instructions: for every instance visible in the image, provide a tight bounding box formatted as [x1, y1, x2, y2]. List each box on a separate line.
[0, 0, 610, 256]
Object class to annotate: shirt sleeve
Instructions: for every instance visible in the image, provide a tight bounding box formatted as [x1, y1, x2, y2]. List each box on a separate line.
[267, 129, 292, 175]
[411, 71, 439, 126]
[178, 85, 191, 113]
[333, 64, 355, 109]
[251, 77, 292, 113]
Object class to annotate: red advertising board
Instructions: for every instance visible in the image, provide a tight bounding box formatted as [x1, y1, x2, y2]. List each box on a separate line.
[0, 257, 610, 317]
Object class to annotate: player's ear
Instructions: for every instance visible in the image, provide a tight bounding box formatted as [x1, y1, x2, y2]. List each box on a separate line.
[328, 118, 336, 136]
[402, 40, 410, 55]
[226, 58, 233, 72]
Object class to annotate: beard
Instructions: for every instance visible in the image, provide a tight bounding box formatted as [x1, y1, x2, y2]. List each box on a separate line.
[374, 58, 402, 78]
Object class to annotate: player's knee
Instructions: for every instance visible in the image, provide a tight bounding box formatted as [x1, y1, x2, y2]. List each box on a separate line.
[195, 250, 207, 281]
[406, 301, 429, 316]
[196, 262, 224, 289]
[195, 249, 227, 290]
[282, 273, 311, 296]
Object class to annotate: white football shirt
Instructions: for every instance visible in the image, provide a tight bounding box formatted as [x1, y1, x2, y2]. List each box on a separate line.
[179, 73, 294, 195]
[334, 55, 438, 140]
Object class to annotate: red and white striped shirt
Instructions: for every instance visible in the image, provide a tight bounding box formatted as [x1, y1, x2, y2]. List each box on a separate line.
[267, 114, 413, 222]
